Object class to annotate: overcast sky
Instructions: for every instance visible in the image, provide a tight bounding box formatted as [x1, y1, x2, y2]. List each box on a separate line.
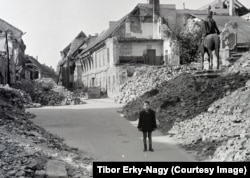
[0, 0, 249, 69]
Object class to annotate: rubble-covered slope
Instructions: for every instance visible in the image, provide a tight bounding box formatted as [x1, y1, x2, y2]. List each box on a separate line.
[121, 52, 250, 161]
[117, 65, 197, 103]
[0, 86, 93, 177]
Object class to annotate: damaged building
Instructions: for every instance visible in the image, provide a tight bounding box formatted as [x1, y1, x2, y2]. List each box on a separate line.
[58, 0, 179, 97]
[57, 31, 87, 90]
[0, 18, 27, 85]
[58, 0, 250, 98]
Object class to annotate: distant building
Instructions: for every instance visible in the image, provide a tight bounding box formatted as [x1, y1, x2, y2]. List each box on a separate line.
[57, 31, 87, 90]
[198, 0, 249, 16]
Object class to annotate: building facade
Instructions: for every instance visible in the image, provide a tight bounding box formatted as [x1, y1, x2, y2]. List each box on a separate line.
[0, 18, 26, 85]
[71, 1, 179, 98]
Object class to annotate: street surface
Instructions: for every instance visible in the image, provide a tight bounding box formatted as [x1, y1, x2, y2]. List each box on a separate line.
[28, 99, 195, 161]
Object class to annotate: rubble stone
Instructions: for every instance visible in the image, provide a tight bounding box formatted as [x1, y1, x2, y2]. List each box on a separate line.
[34, 170, 45, 178]
[0, 144, 6, 153]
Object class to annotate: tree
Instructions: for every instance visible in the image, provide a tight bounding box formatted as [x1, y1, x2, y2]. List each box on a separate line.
[176, 31, 201, 64]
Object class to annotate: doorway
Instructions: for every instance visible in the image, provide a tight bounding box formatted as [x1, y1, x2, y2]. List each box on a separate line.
[145, 49, 156, 65]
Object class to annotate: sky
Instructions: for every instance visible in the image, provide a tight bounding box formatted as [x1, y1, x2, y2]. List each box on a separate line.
[0, 0, 249, 70]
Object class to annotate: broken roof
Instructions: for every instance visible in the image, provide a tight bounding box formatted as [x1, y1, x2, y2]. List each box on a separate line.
[0, 18, 23, 39]
[79, 3, 174, 56]
[68, 31, 87, 57]
[79, 15, 128, 56]
[241, 12, 250, 20]
[62, 31, 87, 57]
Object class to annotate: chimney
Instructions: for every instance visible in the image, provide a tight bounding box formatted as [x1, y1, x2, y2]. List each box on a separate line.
[229, 0, 235, 16]
[148, 0, 160, 16]
[183, 3, 185, 9]
[109, 21, 116, 28]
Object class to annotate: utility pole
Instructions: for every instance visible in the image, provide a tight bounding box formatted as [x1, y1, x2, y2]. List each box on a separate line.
[5, 30, 10, 86]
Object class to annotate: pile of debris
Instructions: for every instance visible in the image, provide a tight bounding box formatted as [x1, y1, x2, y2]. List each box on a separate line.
[225, 52, 250, 75]
[0, 84, 93, 177]
[0, 85, 32, 109]
[13, 78, 86, 106]
[121, 52, 250, 161]
[170, 79, 250, 161]
[116, 65, 197, 103]
[169, 53, 250, 161]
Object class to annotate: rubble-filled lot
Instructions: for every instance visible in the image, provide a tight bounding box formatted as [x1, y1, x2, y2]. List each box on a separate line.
[0, 86, 93, 177]
[121, 52, 250, 161]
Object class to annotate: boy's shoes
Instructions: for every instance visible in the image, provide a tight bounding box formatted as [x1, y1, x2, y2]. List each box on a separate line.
[143, 144, 147, 152]
[149, 148, 154, 152]
[149, 144, 154, 152]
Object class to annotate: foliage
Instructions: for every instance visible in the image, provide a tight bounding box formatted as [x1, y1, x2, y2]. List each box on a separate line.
[176, 31, 201, 64]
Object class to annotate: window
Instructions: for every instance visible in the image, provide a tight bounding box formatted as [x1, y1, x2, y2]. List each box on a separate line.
[107, 48, 110, 64]
[95, 53, 97, 68]
[99, 53, 101, 68]
[108, 76, 110, 89]
[113, 75, 115, 84]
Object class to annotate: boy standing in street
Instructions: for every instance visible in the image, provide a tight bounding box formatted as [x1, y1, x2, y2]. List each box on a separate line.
[138, 101, 157, 152]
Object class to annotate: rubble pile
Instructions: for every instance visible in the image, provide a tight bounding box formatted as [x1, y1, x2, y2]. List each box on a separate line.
[123, 72, 250, 127]
[117, 65, 197, 103]
[170, 79, 250, 161]
[0, 85, 32, 109]
[0, 85, 93, 177]
[13, 78, 85, 106]
[225, 52, 250, 75]
[122, 52, 250, 161]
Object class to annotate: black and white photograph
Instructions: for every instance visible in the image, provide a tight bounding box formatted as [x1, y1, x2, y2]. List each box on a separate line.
[0, 0, 250, 177]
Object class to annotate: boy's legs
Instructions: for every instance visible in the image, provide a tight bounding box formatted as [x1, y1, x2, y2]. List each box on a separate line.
[143, 131, 147, 151]
[148, 131, 154, 152]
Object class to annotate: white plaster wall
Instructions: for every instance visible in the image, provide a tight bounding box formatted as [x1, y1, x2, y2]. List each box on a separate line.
[163, 39, 171, 64]
[125, 42, 163, 56]
[126, 22, 161, 39]
[81, 38, 114, 88]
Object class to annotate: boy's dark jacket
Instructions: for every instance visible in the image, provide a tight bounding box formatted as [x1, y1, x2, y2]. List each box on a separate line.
[138, 109, 157, 132]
